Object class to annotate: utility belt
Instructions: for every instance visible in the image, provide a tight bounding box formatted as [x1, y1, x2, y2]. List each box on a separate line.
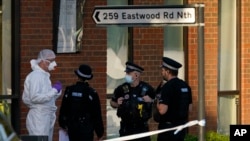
[119, 120, 149, 137]
[121, 120, 148, 129]
[69, 113, 91, 123]
[159, 120, 186, 129]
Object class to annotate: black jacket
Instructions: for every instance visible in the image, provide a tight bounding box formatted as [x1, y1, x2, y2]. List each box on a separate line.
[58, 81, 104, 138]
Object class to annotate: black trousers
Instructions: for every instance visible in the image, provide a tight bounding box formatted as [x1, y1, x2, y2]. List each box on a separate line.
[67, 120, 94, 141]
[119, 121, 151, 141]
[157, 122, 186, 141]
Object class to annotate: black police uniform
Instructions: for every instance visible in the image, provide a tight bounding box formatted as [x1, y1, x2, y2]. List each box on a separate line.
[111, 81, 155, 141]
[152, 81, 165, 123]
[157, 57, 192, 141]
[58, 81, 104, 141]
[157, 78, 192, 141]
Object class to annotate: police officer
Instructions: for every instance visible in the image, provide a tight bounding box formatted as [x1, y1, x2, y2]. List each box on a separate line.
[110, 61, 155, 141]
[58, 64, 104, 141]
[157, 57, 192, 141]
[152, 80, 166, 122]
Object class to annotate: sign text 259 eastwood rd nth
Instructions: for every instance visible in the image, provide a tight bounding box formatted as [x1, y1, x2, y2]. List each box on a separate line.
[119, 10, 192, 20]
[92, 6, 196, 25]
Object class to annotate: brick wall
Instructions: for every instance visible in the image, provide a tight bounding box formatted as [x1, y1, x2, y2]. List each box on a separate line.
[132, 0, 164, 132]
[133, 26, 164, 131]
[132, 0, 219, 134]
[241, 0, 250, 124]
[20, 0, 107, 140]
[187, 0, 218, 134]
[20, 0, 56, 135]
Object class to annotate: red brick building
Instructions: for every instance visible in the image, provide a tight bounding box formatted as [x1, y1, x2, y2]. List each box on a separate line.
[0, 0, 250, 140]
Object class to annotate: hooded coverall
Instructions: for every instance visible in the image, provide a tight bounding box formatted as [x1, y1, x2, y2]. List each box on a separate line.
[22, 59, 61, 141]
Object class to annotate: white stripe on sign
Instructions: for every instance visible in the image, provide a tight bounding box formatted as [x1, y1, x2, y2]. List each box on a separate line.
[104, 119, 206, 141]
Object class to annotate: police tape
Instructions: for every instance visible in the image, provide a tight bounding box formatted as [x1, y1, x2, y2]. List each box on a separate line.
[104, 119, 206, 141]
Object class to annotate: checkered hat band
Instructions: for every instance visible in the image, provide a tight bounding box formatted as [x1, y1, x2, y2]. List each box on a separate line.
[77, 69, 91, 78]
[162, 62, 178, 70]
[127, 65, 141, 72]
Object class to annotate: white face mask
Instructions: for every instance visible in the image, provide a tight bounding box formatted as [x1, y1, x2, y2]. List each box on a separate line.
[48, 61, 57, 71]
[125, 75, 133, 84]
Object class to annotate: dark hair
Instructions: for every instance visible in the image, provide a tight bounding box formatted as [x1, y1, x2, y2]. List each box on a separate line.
[164, 67, 178, 76]
[79, 77, 87, 81]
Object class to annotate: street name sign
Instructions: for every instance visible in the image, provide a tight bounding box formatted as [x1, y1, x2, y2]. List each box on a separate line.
[92, 5, 196, 26]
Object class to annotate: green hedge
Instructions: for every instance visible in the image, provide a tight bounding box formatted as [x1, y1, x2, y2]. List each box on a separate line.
[205, 131, 229, 141]
[184, 134, 198, 141]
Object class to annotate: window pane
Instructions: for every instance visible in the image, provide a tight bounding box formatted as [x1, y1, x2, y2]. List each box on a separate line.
[0, 111, 20, 140]
[164, 0, 183, 5]
[218, 0, 238, 136]
[218, 95, 238, 135]
[0, 0, 12, 120]
[1, 0, 12, 95]
[106, 1, 128, 94]
[164, 0, 184, 80]
[0, 100, 11, 121]
[219, 0, 237, 91]
[106, 0, 128, 139]
[106, 99, 120, 139]
[107, 26, 128, 94]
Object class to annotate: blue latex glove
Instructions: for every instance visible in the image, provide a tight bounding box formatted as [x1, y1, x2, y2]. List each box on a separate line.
[52, 81, 62, 93]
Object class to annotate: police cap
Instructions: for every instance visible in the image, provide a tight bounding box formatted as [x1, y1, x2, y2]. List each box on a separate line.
[74, 64, 93, 80]
[162, 57, 182, 70]
[124, 61, 144, 73]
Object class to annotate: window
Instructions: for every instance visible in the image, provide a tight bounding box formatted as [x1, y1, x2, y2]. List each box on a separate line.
[106, 0, 128, 95]
[106, 26, 128, 94]
[0, 0, 12, 121]
[219, 0, 237, 91]
[0, 0, 20, 133]
[106, 0, 128, 139]
[218, 0, 240, 135]
[164, 0, 185, 80]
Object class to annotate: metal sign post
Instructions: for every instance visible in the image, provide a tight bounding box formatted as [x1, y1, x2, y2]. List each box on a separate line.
[197, 4, 205, 141]
[92, 3, 205, 140]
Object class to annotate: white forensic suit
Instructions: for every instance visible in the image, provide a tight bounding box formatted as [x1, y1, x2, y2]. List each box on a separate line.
[22, 59, 61, 141]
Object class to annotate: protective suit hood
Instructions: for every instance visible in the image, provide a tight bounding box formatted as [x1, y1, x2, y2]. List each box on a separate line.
[30, 59, 50, 76]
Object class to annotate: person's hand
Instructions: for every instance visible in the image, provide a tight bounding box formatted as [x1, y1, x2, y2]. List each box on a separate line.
[52, 81, 62, 93]
[143, 95, 153, 103]
[117, 97, 124, 105]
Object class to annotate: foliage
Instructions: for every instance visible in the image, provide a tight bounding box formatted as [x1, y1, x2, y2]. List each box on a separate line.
[150, 134, 198, 141]
[205, 131, 229, 141]
[151, 135, 157, 141]
[184, 134, 198, 141]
